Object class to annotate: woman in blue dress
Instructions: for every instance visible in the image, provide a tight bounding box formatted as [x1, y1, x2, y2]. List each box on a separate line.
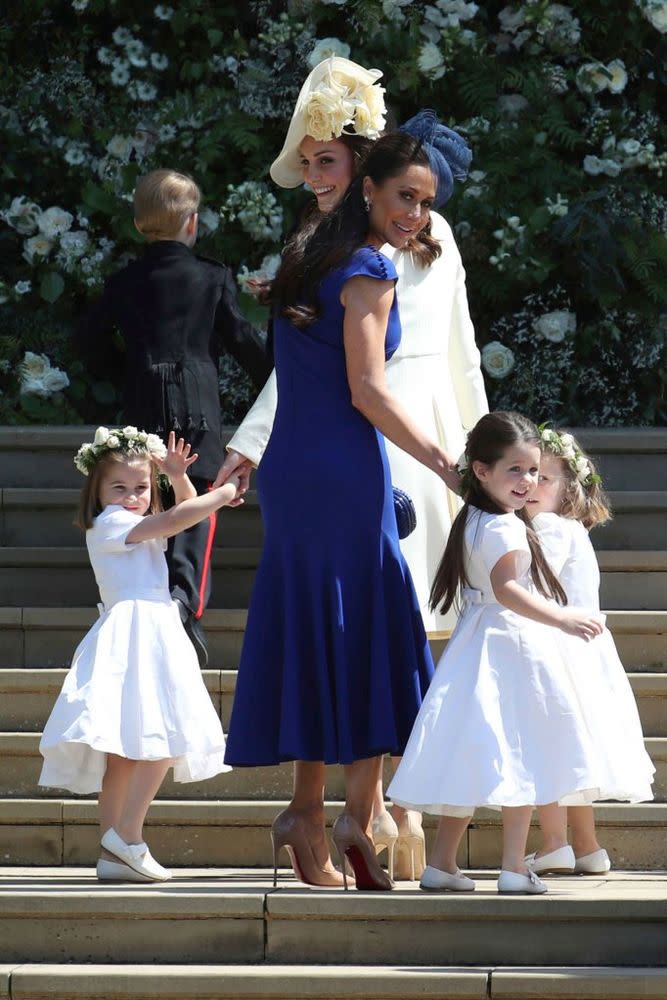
[225, 129, 461, 890]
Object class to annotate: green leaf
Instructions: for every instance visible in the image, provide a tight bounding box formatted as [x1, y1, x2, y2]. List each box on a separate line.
[82, 182, 119, 216]
[207, 28, 223, 45]
[39, 272, 65, 303]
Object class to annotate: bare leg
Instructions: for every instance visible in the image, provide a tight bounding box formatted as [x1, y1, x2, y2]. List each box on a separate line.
[115, 758, 172, 845]
[568, 806, 602, 858]
[343, 756, 383, 836]
[372, 764, 386, 820]
[535, 802, 568, 856]
[287, 760, 334, 869]
[501, 806, 534, 875]
[98, 754, 134, 860]
[428, 815, 471, 873]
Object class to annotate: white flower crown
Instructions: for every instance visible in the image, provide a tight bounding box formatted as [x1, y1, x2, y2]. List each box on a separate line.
[538, 425, 601, 488]
[74, 425, 167, 476]
[304, 65, 386, 143]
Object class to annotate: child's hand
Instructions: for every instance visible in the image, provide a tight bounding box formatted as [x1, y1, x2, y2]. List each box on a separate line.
[224, 460, 252, 508]
[154, 431, 198, 483]
[557, 608, 604, 641]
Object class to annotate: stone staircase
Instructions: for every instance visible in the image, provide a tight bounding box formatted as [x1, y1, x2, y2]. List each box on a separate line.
[0, 426, 666, 999]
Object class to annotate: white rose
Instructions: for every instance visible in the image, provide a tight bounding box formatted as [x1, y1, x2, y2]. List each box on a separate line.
[307, 37, 351, 69]
[122, 425, 139, 437]
[576, 62, 608, 94]
[533, 310, 576, 343]
[601, 158, 622, 177]
[107, 435, 121, 448]
[583, 155, 604, 176]
[37, 206, 74, 238]
[542, 429, 557, 442]
[606, 59, 628, 94]
[94, 426, 110, 446]
[136, 431, 148, 444]
[617, 138, 641, 156]
[575, 457, 590, 481]
[418, 41, 446, 80]
[561, 446, 576, 461]
[481, 341, 516, 379]
[23, 234, 54, 264]
[146, 433, 167, 457]
[559, 433, 574, 446]
[2, 196, 41, 235]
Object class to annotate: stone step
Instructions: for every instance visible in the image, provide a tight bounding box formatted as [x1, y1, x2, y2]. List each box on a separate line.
[1, 964, 666, 1000]
[0, 488, 263, 549]
[1, 607, 665, 671]
[1, 547, 665, 609]
[1, 800, 665, 870]
[4, 426, 666, 490]
[0, 867, 664, 967]
[2, 669, 665, 738]
[4, 486, 666, 551]
[0, 732, 664, 802]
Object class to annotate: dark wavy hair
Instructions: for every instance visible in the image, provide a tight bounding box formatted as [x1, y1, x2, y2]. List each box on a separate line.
[429, 411, 568, 615]
[272, 131, 442, 328]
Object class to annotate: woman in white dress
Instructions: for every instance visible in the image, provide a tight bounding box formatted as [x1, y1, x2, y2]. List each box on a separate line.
[216, 58, 487, 882]
[39, 429, 243, 882]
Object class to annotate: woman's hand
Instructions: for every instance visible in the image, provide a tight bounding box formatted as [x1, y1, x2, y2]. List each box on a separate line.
[245, 277, 273, 305]
[557, 608, 605, 641]
[154, 432, 198, 484]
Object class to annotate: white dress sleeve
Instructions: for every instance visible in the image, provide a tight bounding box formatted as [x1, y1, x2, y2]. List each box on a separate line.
[430, 213, 488, 433]
[226, 369, 277, 467]
[532, 512, 572, 576]
[90, 506, 144, 553]
[479, 513, 532, 576]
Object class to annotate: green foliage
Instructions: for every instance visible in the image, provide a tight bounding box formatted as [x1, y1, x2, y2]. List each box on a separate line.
[0, 0, 665, 425]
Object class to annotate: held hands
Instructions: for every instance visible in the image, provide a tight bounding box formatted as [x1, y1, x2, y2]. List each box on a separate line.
[212, 452, 253, 508]
[153, 432, 198, 484]
[557, 608, 605, 642]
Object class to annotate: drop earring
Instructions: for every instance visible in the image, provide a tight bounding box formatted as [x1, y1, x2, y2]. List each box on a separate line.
[363, 195, 371, 213]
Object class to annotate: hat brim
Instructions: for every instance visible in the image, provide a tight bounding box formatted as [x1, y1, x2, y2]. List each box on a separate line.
[270, 57, 383, 189]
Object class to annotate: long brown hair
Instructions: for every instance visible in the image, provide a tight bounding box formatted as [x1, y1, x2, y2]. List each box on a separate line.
[273, 131, 442, 328]
[76, 451, 163, 531]
[429, 412, 567, 615]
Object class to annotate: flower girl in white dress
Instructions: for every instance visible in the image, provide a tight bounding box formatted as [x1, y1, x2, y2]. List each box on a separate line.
[522, 428, 654, 878]
[387, 412, 606, 894]
[39, 428, 245, 883]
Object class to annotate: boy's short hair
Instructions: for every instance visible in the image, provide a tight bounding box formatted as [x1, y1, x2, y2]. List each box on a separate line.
[134, 169, 201, 240]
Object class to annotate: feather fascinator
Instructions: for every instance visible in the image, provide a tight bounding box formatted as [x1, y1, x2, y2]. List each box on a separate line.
[400, 109, 472, 207]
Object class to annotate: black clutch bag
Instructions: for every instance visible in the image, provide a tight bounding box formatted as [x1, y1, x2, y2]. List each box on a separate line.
[393, 486, 417, 540]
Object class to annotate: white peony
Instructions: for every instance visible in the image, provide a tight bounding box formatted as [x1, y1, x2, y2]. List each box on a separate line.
[21, 352, 49, 378]
[533, 310, 576, 343]
[94, 426, 110, 446]
[2, 196, 41, 235]
[307, 37, 351, 69]
[418, 41, 446, 80]
[37, 206, 74, 238]
[498, 5, 526, 33]
[606, 59, 628, 93]
[20, 352, 69, 397]
[41, 368, 70, 394]
[481, 341, 516, 379]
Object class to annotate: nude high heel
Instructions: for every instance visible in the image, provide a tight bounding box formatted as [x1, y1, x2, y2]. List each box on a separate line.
[371, 810, 398, 881]
[271, 809, 345, 889]
[332, 813, 394, 891]
[394, 810, 426, 881]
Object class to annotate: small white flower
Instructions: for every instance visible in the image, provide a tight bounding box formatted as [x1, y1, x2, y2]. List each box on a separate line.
[135, 81, 157, 101]
[111, 62, 131, 86]
[94, 426, 110, 446]
[601, 158, 622, 177]
[97, 47, 113, 65]
[72, 0, 88, 10]
[107, 134, 133, 160]
[583, 154, 604, 176]
[497, 94, 529, 117]
[158, 123, 177, 142]
[559, 433, 574, 447]
[576, 62, 608, 94]
[617, 138, 641, 156]
[59, 230, 90, 258]
[481, 341, 516, 379]
[469, 170, 486, 183]
[150, 52, 169, 70]
[106, 434, 121, 449]
[307, 37, 351, 69]
[64, 145, 86, 166]
[112, 27, 133, 45]
[14, 280, 31, 295]
[198, 207, 220, 234]
[546, 193, 569, 217]
[154, 4, 174, 18]
[122, 425, 139, 437]
[418, 41, 446, 80]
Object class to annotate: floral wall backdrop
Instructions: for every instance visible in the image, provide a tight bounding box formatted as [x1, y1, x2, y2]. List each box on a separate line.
[1, 0, 665, 426]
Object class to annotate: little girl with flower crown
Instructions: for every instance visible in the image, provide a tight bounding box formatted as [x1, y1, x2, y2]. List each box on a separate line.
[523, 427, 654, 878]
[39, 427, 244, 883]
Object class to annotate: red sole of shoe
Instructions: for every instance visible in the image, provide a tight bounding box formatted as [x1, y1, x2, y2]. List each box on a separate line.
[345, 845, 391, 891]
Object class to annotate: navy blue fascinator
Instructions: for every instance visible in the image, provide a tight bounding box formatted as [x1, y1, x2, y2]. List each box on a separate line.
[400, 109, 472, 208]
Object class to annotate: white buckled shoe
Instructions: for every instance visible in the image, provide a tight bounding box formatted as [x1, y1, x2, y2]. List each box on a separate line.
[101, 828, 172, 882]
[574, 848, 611, 874]
[498, 869, 547, 894]
[525, 845, 575, 875]
[420, 865, 476, 892]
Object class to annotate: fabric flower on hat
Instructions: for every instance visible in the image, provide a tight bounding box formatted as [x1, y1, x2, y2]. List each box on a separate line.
[303, 59, 386, 141]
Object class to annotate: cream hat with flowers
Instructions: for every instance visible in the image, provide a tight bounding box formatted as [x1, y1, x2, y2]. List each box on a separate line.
[270, 56, 387, 189]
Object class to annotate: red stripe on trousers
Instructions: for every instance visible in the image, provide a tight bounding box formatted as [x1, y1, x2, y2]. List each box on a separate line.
[195, 485, 217, 620]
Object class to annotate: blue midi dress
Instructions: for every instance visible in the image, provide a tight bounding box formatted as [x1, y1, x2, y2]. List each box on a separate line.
[224, 246, 434, 766]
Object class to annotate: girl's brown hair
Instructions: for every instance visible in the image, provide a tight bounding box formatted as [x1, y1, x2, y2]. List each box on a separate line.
[429, 411, 567, 616]
[546, 435, 611, 530]
[76, 451, 163, 531]
[273, 131, 442, 328]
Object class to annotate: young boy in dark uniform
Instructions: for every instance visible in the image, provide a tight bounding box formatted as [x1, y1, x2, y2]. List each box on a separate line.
[77, 169, 271, 665]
